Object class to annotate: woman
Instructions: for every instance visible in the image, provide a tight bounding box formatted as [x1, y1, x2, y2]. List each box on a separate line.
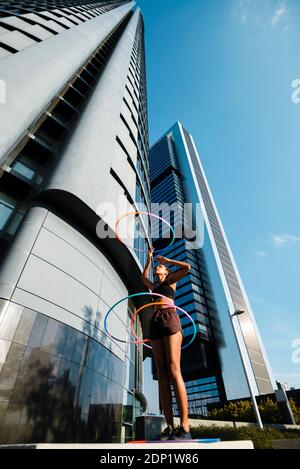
[141, 247, 192, 440]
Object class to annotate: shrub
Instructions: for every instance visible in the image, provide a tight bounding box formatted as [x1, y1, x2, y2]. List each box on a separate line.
[190, 424, 300, 449]
[289, 399, 300, 424]
[208, 400, 255, 422]
[207, 398, 300, 424]
[258, 398, 281, 424]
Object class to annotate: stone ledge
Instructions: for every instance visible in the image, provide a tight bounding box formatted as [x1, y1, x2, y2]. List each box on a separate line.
[272, 439, 300, 449]
[173, 416, 300, 430]
[0, 441, 254, 450]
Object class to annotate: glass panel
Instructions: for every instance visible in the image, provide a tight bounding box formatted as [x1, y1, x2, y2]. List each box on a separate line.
[0, 204, 13, 229]
[41, 318, 59, 351]
[78, 367, 93, 416]
[27, 314, 48, 349]
[0, 312, 127, 444]
[134, 395, 142, 420]
[62, 327, 77, 361]
[12, 161, 36, 180]
[0, 404, 23, 444]
[122, 424, 133, 443]
[53, 323, 69, 357]
[122, 391, 133, 423]
[6, 211, 24, 236]
[0, 343, 25, 402]
[71, 330, 86, 364]
[57, 359, 78, 401]
[0, 402, 8, 429]
[0, 192, 16, 209]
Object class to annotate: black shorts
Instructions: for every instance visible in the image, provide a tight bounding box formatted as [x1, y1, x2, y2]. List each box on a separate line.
[148, 307, 184, 340]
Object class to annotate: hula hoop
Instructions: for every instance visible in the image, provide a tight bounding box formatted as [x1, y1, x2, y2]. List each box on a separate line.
[104, 292, 197, 350]
[130, 301, 196, 350]
[115, 211, 175, 254]
[129, 301, 169, 348]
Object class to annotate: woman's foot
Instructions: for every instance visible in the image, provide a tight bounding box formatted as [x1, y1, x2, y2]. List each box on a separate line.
[168, 425, 192, 440]
[156, 425, 175, 440]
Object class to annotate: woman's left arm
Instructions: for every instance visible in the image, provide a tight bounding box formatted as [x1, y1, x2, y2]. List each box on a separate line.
[155, 256, 191, 283]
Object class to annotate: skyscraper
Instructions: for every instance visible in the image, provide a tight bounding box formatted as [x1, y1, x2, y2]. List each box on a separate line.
[149, 122, 275, 416]
[0, 1, 151, 444]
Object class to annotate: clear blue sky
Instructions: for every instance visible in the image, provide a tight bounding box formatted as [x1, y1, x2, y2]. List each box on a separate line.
[137, 0, 300, 390]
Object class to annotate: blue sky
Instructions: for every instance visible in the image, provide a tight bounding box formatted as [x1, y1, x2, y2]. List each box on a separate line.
[137, 0, 300, 390]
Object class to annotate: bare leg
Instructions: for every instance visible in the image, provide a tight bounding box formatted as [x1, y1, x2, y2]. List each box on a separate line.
[151, 338, 174, 429]
[163, 331, 189, 432]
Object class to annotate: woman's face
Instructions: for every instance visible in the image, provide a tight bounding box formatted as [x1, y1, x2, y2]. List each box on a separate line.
[155, 264, 168, 277]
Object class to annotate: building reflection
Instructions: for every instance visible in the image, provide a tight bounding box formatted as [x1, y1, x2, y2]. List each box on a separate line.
[0, 303, 144, 444]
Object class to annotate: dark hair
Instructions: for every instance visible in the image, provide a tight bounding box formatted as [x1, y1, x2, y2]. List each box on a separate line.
[163, 265, 172, 278]
[154, 264, 172, 279]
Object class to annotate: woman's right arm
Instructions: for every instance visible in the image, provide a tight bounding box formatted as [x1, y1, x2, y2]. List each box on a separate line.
[141, 247, 155, 290]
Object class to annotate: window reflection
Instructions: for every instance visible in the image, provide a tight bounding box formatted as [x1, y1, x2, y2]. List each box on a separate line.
[0, 304, 141, 444]
[12, 161, 36, 181]
[0, 192, 17, 230]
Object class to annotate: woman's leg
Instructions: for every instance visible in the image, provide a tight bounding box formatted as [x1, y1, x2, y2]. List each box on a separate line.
[163, 332, 189, 432]
[151, 338, 174, 429]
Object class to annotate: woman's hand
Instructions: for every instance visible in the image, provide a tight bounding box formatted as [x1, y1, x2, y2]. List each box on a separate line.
[155, 255, 169, 264]
[147, 247, 155, 259]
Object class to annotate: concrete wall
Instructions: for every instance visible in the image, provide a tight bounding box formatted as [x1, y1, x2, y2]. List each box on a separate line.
[0, 207, 129, 362]
[44, 8, 140, 244]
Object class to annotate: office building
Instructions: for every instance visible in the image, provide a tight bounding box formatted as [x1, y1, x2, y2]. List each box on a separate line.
[149, 122, 275, 416]
[0, 1, 151, 444]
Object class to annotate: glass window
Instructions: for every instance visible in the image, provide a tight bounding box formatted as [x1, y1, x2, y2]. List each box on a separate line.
[6, 211, 23, 236]
[124, 357, 135, 391]
[0, 192, 16, 230]
[12, 161, 36, 180]
[13, 308, 36, 346]
[27, 314, 48, 349]
[122, 424, 133, 443]
[14, 154, 39, 176]
[122, 391, 133, 424]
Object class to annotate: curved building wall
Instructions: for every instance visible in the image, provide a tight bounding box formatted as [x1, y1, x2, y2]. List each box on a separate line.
[0, 208, 129, 359]
[45, 9, 139, 212]
[0, 3, 150, 444]
[43, 8, 151, 260]
[0, 301, 127, 443]
[0, 205, 143, 444]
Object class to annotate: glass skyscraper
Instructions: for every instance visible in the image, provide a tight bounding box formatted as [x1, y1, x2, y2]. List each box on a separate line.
[149, 122, 275, 416]
[0, 1, 151, 444]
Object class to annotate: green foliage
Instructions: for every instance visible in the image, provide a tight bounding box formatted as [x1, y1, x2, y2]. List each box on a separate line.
[289, 399, 300, 424]
[207, 398, 300, 424]
[258, 398, 281, 424]
[190, 424, 300, 449]
[208, 400, 255, 422]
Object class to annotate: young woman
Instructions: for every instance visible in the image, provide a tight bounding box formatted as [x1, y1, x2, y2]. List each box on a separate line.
[141, 247, 192, 440]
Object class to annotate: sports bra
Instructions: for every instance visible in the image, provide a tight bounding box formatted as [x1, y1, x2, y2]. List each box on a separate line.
[152, 279, 175, 299]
